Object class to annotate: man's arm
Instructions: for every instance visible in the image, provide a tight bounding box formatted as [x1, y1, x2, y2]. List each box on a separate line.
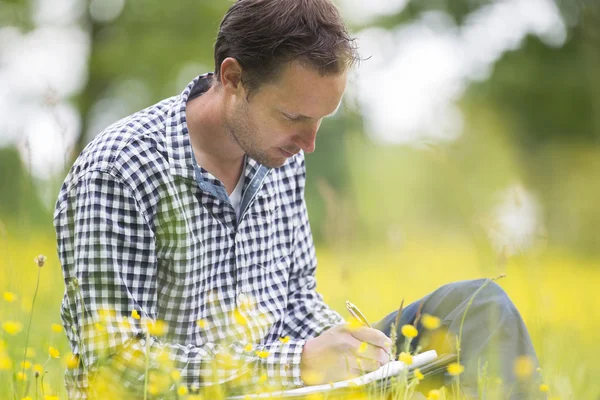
[54, 169, 302, 396]
[280, 156, 346, 339]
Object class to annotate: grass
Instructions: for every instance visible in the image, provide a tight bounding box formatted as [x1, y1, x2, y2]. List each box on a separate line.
[1, 229, 599, 399]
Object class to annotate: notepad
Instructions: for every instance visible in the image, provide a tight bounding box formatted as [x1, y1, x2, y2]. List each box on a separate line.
[227, 350, 439, 399]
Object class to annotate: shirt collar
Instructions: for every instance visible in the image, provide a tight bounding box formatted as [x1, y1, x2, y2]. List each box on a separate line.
[165, 73, 268, 185]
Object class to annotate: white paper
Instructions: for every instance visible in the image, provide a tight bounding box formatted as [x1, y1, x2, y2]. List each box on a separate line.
[227, 350, 438, 399]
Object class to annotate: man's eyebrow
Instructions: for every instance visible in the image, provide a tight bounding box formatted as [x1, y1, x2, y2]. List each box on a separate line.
[278, 102, 342, 120]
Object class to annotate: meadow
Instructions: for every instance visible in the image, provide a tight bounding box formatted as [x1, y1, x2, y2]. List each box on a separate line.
[1, 227, 598, 399]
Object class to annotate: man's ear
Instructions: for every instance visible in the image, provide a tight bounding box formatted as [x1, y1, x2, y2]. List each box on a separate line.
[219, 57, 244, 93]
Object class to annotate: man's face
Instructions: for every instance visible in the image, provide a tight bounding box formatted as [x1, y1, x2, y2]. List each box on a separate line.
[224, 61, 347, 168]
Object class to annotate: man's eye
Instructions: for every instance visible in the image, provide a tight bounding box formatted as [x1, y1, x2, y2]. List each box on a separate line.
[282, 113, 299, 121]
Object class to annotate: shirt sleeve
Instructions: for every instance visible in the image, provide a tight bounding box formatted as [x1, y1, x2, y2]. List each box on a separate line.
[54, 169, 302, 398]
[279, 155, 346, 340]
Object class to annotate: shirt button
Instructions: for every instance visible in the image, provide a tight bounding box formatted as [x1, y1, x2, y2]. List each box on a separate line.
[238, 292, 247, 303]
[284, 363, 291, 371]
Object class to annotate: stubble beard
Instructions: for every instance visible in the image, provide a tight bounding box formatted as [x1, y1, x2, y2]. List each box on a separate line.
[227, 104, 287, 169]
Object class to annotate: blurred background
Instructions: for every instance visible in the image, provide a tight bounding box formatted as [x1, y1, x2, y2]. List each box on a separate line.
[0, 0, 599, 398]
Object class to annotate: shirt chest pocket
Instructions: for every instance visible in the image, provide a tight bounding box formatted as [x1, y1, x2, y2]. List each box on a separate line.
[244, 187, 295, 271]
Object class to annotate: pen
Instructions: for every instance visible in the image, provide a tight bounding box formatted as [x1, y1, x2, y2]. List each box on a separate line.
[345, 300, 372, 328]
[346, 300, 394, 361]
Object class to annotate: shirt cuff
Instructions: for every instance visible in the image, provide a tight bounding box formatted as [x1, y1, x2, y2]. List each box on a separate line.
[260, 339, 306, 387]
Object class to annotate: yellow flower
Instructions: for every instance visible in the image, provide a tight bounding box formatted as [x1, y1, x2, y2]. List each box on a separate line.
[259, 373, 268, 383]
[21, 360, 31, 369]
[33, 364, 45, 374]
[3, 292, 16, 302]
[196, 319, 207, 329]
[539, 384, 550, 393]
[66, 354, 79, 369]
[21, 397, 33, 400]
[171, 370, 181, 382]
[2, 321, 23, 335]
[49, 323, 63, 333]
[427, 389, 440, 399]
[0, 356, 13, 370]
[399, 352, 413, 365]
[120, 317, 131, 330]
[255, 350, 269, 359]
[447, 362, 465, 376]
[279, 336, 290, 344]
[16, 371, 27, 381]
[145, 319, 167, 336]
[421, 314, 441, 330]
[514, 356, 534, 379]
[177, 386, 188, 396]
[414, 368, 424, 380]
[244, 344, 253, 352]
[131, 309, 140, 319]
[25, 347, 36, 357]
[357, 342, 368, 353]
[44, 396, 60, 400]
[401, 324, 418, 339]
[234, 309, 247, 326]
[49, 346, 60, 359]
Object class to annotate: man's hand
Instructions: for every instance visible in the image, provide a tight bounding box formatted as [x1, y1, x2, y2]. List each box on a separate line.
[300, 324, 392, 385]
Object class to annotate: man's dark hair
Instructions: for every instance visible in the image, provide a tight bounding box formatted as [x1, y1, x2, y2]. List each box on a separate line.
[214, 0, 359, 97]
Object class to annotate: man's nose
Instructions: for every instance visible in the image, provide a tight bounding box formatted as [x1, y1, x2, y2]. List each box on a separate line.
[293, 122, 320, 153]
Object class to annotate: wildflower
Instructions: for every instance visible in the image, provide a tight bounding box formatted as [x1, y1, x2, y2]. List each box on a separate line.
[279, 336, 290, 344]
[539, 384, 550, 393]
[66, 354, 79, 369]
[171, 370, 181, 382]
[33, 364, 44, 374]
[131, 309, 140, 319]
[34, 254, 47, 267]
[178, 386, 188, 396]
[259, 373, 268, 383]
[234, 309, 247, 326]
[3, 291, 16, 302]
[2, 320, 23, 335]
[447, 362, 465, 376]
[25, 348, 36, 357]
[94, 322, 105, 332]
[120, 317, 131, 330]
[145, 319, 167, 336]
[196, 319, 207, 329]
[44, 396, 59, 400]
[427, 389, 440, 399]
[0, 356, 13, 370]
[244, 344, 253, 352]
[421, 314, 441, 330]
[357, 342, 368, 354]
[399, 352, 413, 365]
[401, 324, 418, 339]
[16, 371, 27, 381]
[414, 368, 424, 381]
[255, 350, 269, 359]
[49, 346, 60, 359]
[513, 355, 534, 379]
[21, 397, 33, 400]
[21, 360, 31, 369]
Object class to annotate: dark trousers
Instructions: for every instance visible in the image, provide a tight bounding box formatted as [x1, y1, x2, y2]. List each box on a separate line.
[373, 279, 542, 399]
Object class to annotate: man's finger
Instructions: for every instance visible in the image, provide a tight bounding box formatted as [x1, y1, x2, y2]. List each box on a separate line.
[347, 355, 380, 373]
[352, 342, 390, 365]
[349, 326, 393, 353]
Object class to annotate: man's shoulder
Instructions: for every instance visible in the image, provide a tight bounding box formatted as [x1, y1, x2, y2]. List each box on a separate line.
[56, 97, 178, 211]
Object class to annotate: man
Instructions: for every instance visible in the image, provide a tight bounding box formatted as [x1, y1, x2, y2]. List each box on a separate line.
[54, 0, 540, 398]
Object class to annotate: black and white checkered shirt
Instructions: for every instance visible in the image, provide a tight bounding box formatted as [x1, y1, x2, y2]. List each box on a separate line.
[54, 73, 344, 398]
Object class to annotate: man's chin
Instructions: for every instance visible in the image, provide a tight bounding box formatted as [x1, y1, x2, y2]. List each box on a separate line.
[249, 151, 291, 169]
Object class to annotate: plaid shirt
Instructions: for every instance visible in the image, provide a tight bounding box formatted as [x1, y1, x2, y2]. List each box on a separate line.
[54, 73, 344, 398]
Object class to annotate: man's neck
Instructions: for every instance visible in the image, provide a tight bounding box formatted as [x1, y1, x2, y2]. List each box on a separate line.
[186, 85, 245, 194]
